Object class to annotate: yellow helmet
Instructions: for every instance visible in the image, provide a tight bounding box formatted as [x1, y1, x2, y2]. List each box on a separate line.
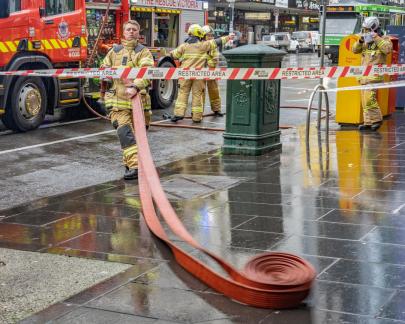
[188, 24, 204, 38]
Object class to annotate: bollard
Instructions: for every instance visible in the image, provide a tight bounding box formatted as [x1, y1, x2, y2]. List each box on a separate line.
[248, 31, 255, 44]
[222, 44, 286, 155]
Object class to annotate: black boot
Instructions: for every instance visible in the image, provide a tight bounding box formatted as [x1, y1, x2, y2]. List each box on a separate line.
[170, 115, 184, 123]
[124, 168, 138, 180]
[371, 122, 382, 131]
[358, 124, 371, 131]
[213, 111, 224, 117]
[162, 112, 171, 120]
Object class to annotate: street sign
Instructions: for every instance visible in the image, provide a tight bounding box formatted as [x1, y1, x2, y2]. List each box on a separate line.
[273, 8, 279, 16]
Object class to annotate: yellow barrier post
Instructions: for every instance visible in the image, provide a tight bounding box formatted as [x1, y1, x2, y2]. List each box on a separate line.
[335, 35, 362, 125]
[335, 35, 391, 125]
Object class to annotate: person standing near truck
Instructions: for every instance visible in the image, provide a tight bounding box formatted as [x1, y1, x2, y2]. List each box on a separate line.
[101, 20, 154, 180]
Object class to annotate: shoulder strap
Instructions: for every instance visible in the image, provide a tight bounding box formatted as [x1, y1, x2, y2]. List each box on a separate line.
[134, 43, 146, 53]
[113, 44, 124, 53]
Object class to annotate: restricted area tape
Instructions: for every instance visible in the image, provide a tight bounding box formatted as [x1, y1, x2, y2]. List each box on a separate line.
[0, 64, 404, 80]
[321, 79, 405, 92]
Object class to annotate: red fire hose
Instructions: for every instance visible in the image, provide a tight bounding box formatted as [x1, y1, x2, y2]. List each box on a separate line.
[132, 95, 316, 309]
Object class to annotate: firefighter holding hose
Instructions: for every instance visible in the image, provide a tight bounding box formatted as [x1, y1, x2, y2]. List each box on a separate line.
[100, 20, 154, 180]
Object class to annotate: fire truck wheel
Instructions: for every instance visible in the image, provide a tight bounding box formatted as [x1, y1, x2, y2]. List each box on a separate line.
[151, 61, 178, 109]
[3, 77, 47, 132]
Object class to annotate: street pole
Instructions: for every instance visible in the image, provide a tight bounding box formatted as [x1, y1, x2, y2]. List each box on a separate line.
[228, 0, 235, 33]
[317, 0, 327, 130]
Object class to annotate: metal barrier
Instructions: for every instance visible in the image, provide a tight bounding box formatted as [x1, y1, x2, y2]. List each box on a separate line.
[305, 84, 330, 140]
[305, 84, 330, 178]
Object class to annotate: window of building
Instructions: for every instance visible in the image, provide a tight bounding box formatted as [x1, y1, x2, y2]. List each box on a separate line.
[45, 0, 75, 16]
[10, 0, 21, 13]
[154, 13, 179, 48]
[132, 11, 153, 47]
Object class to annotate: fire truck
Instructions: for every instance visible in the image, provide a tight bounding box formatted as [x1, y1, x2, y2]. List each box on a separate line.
[0, 0, 206, 132]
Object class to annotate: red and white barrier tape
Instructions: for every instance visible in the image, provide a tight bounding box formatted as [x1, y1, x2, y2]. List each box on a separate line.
[321, 79, 405, 92]
[0, 64, 404, 80]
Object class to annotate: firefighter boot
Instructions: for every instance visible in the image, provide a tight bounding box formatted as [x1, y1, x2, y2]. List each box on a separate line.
[214, 111, 224, 117]
[162, 112, 171, 120]
[124, 167, 138, 180]
[371, 122, 382, 131]
[358, 124, 371, 131]
[171, 115, 184, 123]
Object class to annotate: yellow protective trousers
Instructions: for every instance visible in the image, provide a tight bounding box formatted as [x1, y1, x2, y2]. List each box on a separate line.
[110, 109, 138, 169]
[361, 89, 382, 125]
[205, 80, 221, 112]
[174, 79, 205, 122]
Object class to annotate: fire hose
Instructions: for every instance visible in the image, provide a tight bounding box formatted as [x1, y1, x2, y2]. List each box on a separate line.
[131, 94, 316, 308]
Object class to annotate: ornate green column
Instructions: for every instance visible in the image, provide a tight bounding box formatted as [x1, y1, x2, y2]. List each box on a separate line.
[222, 45, 286, 155]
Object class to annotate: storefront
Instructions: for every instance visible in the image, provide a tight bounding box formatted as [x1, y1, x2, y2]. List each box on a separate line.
[130, 0, 206, 48]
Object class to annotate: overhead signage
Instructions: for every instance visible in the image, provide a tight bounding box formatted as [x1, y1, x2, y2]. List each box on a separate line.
[245, 12, 271, 20]
[275, 0, 288, 8]
[250, 0, 276, 5]
[289, 0, 319, 10]
[327, 6, 355, 12]
[130, 0, 203, 10]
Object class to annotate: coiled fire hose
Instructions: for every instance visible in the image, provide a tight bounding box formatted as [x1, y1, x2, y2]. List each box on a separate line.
[131, 94, 316, 308]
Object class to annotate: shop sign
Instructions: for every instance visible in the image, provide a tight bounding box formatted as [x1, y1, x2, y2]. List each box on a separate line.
[288, 0, 319, 10]
[245, 12, 271, 20]
[275, 0, 288, 8]
[130, 0, 203, 10]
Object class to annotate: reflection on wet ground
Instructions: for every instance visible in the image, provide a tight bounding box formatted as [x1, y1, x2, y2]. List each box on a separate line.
[3, 112, 405, 323]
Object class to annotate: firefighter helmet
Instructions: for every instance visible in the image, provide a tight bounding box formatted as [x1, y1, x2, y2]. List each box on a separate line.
[188, 24, 204, 38]
[362, 16, 379, 31]
[202, 25, 214, 36]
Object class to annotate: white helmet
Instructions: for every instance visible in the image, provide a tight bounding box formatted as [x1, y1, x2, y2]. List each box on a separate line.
[202, 25, 214, 36]
[362, 16, 379, 31]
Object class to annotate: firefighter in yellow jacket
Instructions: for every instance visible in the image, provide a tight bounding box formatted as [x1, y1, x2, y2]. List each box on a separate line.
[101, 20, 154, 180]
[170, 25, 233, 123]
[352, 17, 392, 131]
[201, 25, 224, 117]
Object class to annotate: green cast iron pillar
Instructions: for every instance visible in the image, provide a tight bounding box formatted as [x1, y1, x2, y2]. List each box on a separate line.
[222, 45, 286, 155]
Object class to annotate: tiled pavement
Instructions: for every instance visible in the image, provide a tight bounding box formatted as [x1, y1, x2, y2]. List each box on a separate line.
[2, 112, 405, 323]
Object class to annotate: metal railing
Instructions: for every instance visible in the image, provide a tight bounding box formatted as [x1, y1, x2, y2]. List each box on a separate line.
[305, 84, 330, 177]
[305, 84, 330, 140]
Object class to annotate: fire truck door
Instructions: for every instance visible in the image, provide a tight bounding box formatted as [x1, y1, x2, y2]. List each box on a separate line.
[39, 0, 86, 63]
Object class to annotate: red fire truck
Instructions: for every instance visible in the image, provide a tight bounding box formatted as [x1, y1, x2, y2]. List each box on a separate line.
[0, 0, 206, 132]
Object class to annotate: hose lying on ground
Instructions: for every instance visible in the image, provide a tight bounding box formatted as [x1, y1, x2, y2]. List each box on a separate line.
[131, 94, 316, 309]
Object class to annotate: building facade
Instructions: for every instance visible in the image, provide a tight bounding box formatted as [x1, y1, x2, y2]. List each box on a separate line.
[207, 0, 319, 43]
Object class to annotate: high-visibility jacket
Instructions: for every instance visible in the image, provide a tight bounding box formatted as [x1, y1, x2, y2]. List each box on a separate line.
[352, 35, 392, 83]
[206, 45, 219, 68]
[171, 35, 229, 69]
[102, 39, 154, 110]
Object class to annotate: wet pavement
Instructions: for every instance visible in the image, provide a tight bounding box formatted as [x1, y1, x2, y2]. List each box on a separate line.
[1, 109, 405, 322]
[0, 53, 333, 211]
